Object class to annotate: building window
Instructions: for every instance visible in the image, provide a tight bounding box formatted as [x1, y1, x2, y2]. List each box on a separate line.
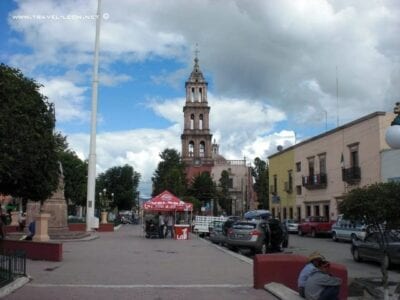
[306, 205, 311, 217]
[297, 207, 301, 222]
[199, 87, 202, 102]
[273, 175, 277, 194]
[289, 207, 293, 219]
[324, 205, 330, 220]
[188, 141, 194, 157]
[314, 205, 320, 216]
[348, 143, 359, 168]
[191, 87, 195, 101]
[199, 141, 205, 157]
[228, 178, 233, 188]
[199, 114, 203, 130]
[319, 153, 326, 174]
[308, 157, 315, 177]
[296, 185, 302, 195]
[296, 162, 301, 172]
[190, 114, 194, 130]
[288, 170, 293, 191]
[283, 207, 287, 220]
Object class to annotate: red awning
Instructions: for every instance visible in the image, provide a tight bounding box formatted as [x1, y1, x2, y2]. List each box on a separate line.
[143, 190, 193, 212]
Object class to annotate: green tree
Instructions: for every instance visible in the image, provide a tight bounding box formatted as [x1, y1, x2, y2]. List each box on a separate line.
[218, 170, 232, 215]
[58, 150, 88, 207]
[188, 172, 216, 212]
[252, 157, 269, 209]
[0, 64, 59, 202]
[97, 164, 141, 211]
[182, 195, 201, 214]
[339, 182, 400, 297]
[151, 148, 187, 196]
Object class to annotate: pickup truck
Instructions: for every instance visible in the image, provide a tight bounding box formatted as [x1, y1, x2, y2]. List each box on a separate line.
[193, 216, 227, 237]
[298, 216, 334, 237]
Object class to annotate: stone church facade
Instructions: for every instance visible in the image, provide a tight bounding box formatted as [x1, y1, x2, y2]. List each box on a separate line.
[181, 57, 257, 214]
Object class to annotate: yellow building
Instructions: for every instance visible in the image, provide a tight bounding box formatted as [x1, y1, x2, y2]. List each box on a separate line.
[268, 147, 296, 220]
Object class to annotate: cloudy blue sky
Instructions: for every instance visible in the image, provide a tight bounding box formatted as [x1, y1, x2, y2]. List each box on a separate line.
[1, 0, 399, 196]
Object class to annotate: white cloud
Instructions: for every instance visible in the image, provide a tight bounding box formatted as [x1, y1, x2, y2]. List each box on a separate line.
[39, 78, 89, 123]
[5, 0, 400, 196]
[67, 126, 181, 197]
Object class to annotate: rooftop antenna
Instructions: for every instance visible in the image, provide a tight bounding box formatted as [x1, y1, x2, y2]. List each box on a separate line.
[194, 43, 200, 60]
[336, 66, 339, 127]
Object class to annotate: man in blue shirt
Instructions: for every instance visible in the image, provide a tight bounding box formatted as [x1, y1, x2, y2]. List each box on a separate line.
[298, 251, 326, 297]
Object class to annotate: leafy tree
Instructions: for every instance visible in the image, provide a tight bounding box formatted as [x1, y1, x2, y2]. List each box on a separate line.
[252, 157, 269, 209]
[188, 172, 216, 211]
[218, 170, 232, 215]
[0, 64, 59, 202]
[58, 150, 88, 207]
[182, 195, 201, 214]
[151, 148, 187, 196]
[339, 182, 400, 297]
[96, 164, 140, 211]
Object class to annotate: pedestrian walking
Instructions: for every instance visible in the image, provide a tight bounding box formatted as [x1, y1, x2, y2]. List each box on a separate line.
[165, 213, 174, 239]
[158, 213, 165, 238]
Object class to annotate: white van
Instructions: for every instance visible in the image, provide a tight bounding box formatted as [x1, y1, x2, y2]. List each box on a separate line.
[331, 214, 367, 242]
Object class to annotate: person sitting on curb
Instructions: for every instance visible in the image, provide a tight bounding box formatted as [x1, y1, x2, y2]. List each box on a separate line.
[24, 221, 35, 240]
[304, 259, 342, 300]
[298, 251, 326, 298]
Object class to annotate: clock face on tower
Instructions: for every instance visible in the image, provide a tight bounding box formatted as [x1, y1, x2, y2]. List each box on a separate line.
[194, 158, 201, 166]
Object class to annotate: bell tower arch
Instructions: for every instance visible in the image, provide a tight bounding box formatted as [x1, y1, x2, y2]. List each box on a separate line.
[181, 55, 213, 178]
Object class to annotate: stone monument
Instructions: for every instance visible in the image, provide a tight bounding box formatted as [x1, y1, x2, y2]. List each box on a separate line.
[42, 162, 69, 234]
[42, 162, 90, 239]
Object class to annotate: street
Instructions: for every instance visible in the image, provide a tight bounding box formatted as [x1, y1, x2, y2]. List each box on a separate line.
[223, 232, 400, 289]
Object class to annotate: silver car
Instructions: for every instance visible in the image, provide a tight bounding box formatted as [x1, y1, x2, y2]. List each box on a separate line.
[226, 219, 285, 254]
[283, 219, 299, 233]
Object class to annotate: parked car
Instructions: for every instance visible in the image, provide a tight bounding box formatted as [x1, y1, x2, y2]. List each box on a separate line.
[331, 214, 367, 242]
[298, 216, 333, 237]
[226, 218, 287, 254]
[209, 220, 227, 245]
[283, 219, 299, 233]
[351, 230, 400, 269]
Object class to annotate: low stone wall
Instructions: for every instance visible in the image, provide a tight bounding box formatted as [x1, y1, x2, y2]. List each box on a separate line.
[68, 223, 114, 232]
[98, 223, 114, 232]
[68, 223, 86, 231]
[5, 225, 21, 233]
[0, 239, 63, 262]
[253, 254, 348, 300]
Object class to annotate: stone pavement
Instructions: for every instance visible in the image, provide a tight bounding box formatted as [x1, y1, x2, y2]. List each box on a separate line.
[2, 225, 275, 300]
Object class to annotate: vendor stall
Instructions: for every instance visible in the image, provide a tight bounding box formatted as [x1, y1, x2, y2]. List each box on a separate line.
[142, 190, 193, 239]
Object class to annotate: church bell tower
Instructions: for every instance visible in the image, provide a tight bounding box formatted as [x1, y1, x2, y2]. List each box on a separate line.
[181, 55, 214, 178]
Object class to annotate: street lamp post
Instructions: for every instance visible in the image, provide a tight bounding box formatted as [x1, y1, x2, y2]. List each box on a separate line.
[385, 102, 400, 149]
[86, 0, 102, 231]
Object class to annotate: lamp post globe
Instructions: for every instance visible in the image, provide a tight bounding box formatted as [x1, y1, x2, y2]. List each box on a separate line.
[385, 102, 400, 149]
[386, 125, 400, 149]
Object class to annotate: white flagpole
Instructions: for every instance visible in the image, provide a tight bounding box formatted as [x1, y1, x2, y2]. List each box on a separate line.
[86, 0, 102, 231]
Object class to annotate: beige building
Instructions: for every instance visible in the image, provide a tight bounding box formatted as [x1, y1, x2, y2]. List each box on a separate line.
[269, 112, 396, 221]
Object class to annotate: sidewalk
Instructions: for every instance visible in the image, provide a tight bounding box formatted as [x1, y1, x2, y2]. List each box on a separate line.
[2, 225, 275, 300]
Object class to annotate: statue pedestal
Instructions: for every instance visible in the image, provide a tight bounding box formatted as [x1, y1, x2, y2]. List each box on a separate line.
[101, 211, 108, 224]
[33, 213, 50, 242]
[10, 211, 19, 226]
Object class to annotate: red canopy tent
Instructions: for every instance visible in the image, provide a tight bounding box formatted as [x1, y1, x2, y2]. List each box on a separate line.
[143, 190, 193, 212]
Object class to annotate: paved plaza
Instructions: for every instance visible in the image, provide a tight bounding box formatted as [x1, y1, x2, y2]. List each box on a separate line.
[2, 225, 274, 300]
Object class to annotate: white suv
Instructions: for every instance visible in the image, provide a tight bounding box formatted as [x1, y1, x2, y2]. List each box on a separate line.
[331, 214, 367, 242]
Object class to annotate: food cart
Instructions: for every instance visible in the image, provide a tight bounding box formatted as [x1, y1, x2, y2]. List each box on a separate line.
[142, 190, 193, 240]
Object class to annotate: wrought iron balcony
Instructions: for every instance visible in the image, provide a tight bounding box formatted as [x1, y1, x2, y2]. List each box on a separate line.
[302, 173, 327, 190]
[342, 166, 361, 184]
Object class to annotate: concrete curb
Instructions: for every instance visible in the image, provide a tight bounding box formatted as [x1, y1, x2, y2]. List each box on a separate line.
[0, 276, 30, 298]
